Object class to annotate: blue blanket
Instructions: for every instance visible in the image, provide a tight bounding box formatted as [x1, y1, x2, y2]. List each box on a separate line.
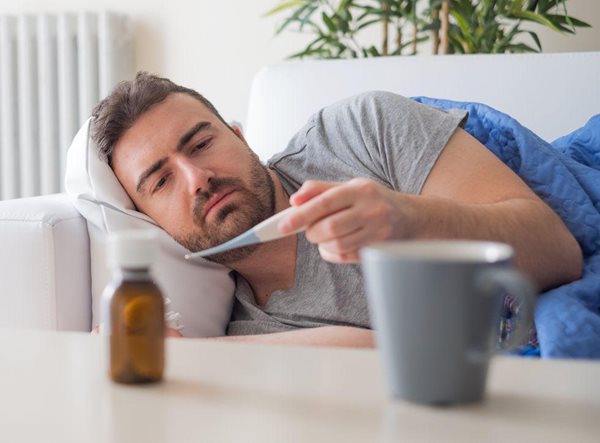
[414, 97, 600, 359]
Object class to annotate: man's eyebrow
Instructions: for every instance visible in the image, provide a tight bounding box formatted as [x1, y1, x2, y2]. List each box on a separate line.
[177, 121, 212, 152]
[136, 158, 168, 194]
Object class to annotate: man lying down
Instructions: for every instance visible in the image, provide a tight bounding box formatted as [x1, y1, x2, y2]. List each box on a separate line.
[90, 72, 582, 347]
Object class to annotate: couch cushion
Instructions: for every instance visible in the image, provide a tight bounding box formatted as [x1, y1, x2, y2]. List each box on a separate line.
[65, 119, 235, 337]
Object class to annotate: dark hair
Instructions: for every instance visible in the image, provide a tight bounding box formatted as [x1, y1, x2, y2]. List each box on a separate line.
[91, 71, 229, 166]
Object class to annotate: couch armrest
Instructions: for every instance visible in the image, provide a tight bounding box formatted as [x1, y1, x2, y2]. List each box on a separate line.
[0, 194, 91, 331]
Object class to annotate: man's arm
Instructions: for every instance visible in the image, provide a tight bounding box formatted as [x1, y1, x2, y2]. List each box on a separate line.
[91, 325, 183, 337]
[93, 325, 372, 347]
[212, 326, 375, 348]
[279, 128, 583, 291]
[406, 127, 583, 290]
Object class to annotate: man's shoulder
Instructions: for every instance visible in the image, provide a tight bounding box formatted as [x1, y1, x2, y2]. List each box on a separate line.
[323, 90, 411, 116]
[265, 91, 414, 185]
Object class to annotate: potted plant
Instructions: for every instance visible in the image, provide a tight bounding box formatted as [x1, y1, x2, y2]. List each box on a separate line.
[266, 0, 590, 59]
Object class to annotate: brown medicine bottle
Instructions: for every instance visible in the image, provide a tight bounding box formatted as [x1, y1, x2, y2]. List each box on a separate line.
[105, 231, 165, 384]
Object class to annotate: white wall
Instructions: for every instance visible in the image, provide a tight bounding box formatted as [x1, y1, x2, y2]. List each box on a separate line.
[2, 0, 599, 126]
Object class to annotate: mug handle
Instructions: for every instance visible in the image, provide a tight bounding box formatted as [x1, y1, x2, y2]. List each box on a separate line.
[468, 268, 537, 361]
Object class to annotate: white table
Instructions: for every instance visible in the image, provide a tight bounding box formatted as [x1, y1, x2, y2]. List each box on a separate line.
[1, 329, 599, 443]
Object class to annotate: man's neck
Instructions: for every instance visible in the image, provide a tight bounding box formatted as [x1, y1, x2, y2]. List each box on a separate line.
[227, 169, 297, 306]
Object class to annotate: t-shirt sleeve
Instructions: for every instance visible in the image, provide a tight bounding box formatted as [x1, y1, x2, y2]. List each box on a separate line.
[300, 91, 468, 194]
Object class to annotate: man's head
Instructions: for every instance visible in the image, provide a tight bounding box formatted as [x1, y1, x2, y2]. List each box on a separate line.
[91, 72, 275, 264]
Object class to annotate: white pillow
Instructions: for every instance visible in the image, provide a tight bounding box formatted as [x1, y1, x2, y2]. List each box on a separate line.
[64, 118, 235, 337]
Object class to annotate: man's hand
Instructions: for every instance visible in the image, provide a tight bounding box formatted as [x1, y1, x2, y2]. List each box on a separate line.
[278, 178, 411, 264]
[91, 325, 183, 337]
[214, 325, 375, 348]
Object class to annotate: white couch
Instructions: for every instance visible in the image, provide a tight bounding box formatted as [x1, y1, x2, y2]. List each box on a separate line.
[1, 52, 599, 331]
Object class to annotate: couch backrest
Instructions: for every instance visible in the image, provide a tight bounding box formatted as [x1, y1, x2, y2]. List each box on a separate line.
[245, 52, 600, 161]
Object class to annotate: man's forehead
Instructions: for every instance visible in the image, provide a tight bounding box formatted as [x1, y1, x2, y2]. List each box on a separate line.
[131, 93, 214, 134]
[116, 94, 214, 154]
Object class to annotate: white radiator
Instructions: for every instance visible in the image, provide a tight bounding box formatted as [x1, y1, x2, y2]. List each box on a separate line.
[0, 12, 134, 199]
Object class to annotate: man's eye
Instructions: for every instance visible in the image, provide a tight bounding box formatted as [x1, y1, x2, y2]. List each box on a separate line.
[193, 138, 211, 151]
[153, 176, 168, 193]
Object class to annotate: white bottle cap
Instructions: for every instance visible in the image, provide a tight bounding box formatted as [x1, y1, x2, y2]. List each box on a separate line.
[107, 230, 158, 270]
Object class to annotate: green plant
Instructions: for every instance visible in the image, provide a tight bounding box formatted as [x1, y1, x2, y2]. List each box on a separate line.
[264, 0, 394, 59]
[431, 0, 592, 54]
[265, 0, 590, 59]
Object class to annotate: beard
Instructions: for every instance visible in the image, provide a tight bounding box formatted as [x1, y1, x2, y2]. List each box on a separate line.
[174, 150, 276, 265]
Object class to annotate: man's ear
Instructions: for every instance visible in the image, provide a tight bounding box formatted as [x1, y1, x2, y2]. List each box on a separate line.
[230, 121, 247, 144]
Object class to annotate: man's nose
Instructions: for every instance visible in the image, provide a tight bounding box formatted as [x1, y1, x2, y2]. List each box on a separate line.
[175, 157, 215, 195]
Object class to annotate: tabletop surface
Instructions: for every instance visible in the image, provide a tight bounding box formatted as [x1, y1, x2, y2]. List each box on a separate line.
[1, 329, 599, 443]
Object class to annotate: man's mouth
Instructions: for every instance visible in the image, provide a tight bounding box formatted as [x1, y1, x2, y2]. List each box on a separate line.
[203, 190, 235, 218]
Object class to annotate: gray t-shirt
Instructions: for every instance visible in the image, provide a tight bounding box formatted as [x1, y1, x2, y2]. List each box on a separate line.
[226, 91, 467, 336]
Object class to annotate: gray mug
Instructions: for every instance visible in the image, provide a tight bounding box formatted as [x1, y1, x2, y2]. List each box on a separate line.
[360, 240, 536, 406]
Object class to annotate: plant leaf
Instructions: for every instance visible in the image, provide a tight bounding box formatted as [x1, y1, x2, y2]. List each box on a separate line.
[505, 42, 539, 53]
[275, 2, 316, 34]
[265, 0, 311, 17]
[356, 18, 381, 31]
[322, 12, 337, 33]
[337, 0, 352, 14]
[544, 14, 591, 28]
[508, 10, 562, 33]
[527, 31, 542, 51]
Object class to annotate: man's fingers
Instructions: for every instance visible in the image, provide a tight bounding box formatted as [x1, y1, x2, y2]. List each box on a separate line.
[91, 325, 182, 337]
[166, 328, 183, 337]
[319, 227, 367, 256]
[280, 182, 353, 233]
[318, 243, 360, 264]
[305, 208, 361, 243]
[289, 180, 338, 206]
